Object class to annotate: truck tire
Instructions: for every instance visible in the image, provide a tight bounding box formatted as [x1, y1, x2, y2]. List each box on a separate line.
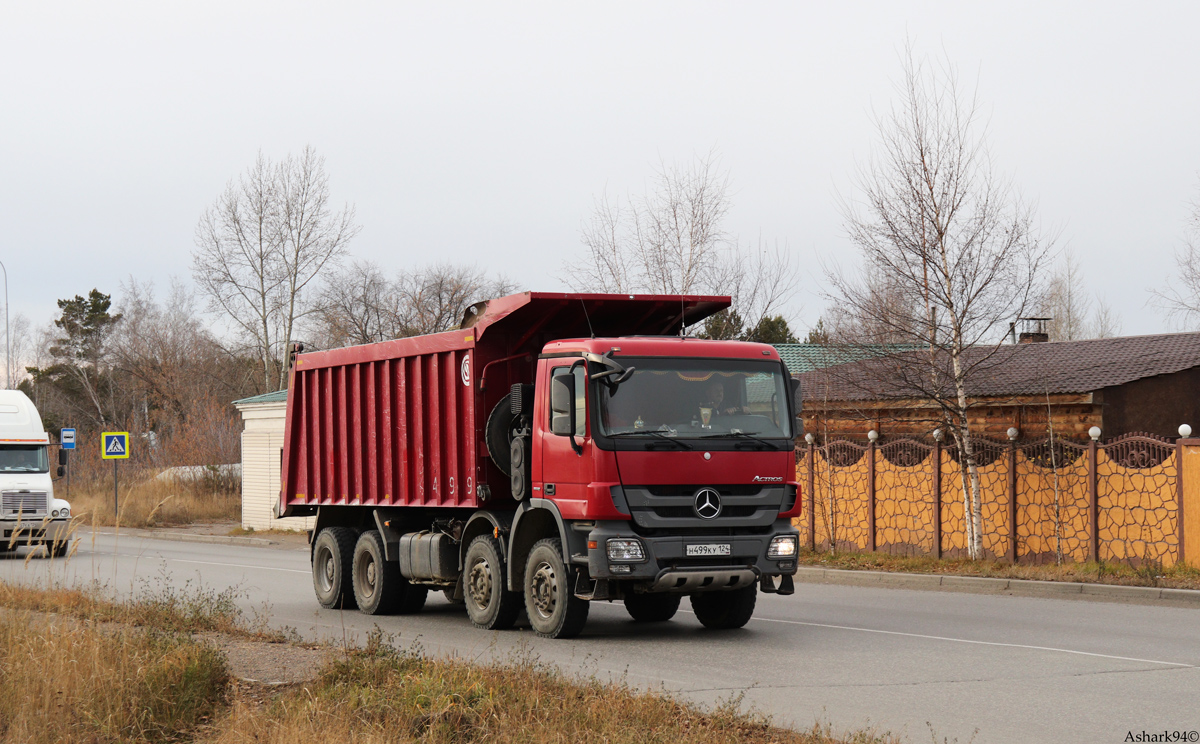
[524, 537, 589, 639]
[352, 530, 425, 615]
[463, 534, 521, 630]
[624, 592, 680, 622]
[312, 526, 358, 610]
[485, 393, 516, 476]
[690, 584, 756, 630]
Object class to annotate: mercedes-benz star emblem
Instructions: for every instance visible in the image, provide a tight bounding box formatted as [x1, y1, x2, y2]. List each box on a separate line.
[693, 488, 722, 519]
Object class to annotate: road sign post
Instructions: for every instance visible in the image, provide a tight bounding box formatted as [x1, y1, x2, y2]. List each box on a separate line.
[60, 429, 75, 497]
[101, 432, 130, 516]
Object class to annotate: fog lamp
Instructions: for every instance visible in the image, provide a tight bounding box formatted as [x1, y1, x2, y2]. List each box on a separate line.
[767, 535, 798, 559]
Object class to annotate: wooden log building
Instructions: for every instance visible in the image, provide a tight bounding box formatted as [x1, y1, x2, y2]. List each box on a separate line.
[787, 332, 1200, 441]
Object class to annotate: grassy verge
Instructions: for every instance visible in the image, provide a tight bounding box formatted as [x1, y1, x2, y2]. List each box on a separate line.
[796, 550, 1200, 590]
[0, 609, 228, 743]
[208, 629, 891, 744]
[68, 476, 239, 529]
[0, 580, 894, 744]
[0, 577, 289, 640]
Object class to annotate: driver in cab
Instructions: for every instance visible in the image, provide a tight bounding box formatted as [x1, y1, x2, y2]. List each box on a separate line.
[699, 379, 745, 419]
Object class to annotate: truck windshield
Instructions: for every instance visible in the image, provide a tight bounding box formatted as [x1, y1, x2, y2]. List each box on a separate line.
[0, 446, 48, 473]
[596, 358, 793, 439]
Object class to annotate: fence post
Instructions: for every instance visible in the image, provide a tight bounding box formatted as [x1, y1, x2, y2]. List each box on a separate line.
[1007, 428, 1018, 563]
[1088, 427, 1101, 563]
[806, 434, 816, 552]
[933, 429, 943, 559]
[867, 429, 878, 552]
[1177, 425, 1190, 567]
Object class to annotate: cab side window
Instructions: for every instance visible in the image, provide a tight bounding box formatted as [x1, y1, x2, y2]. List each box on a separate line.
[550, 365, 587, 437]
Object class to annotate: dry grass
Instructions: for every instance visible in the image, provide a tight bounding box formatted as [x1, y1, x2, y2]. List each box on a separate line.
[206, 630, 895, 744]
[0, 613, 228, 743]
[68, 473, 239, 529]
[796, 550, 1200, 590]
[0, 577, 288, 641]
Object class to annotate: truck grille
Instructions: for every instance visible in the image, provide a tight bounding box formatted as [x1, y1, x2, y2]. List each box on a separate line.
[622, 484, 784, 530]
[2, 491, 48, 516]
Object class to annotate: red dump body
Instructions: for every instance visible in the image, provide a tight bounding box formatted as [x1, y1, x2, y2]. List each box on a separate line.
[279, 292, 729, 516]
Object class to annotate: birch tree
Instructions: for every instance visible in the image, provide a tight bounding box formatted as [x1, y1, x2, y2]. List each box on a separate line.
[829, 47, 1050, 559]
[193, 147, 359, 393]
[1042, 250, 1091, 341]
[564, 152, 799, 333]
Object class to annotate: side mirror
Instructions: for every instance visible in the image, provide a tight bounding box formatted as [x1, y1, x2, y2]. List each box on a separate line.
[789, 377, 801, 410]
[58, 449, 68, 466]
[550, 375, 576, 436]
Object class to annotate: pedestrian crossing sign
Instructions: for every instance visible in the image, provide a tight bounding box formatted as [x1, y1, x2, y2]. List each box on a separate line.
[101, 432, 130, 459]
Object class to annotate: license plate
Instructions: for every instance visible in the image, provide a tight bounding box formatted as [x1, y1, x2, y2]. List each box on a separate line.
[686, 543, 731, 557]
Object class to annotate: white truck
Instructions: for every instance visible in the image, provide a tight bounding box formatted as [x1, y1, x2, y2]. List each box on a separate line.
[0, 391, 73, 556]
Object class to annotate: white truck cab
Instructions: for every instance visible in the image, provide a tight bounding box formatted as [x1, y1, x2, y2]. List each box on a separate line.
[0, 391, 72, 556]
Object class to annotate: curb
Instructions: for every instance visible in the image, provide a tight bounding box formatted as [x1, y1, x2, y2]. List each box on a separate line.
[793, 566, 1200, 607]
[88, 529, 280, 548]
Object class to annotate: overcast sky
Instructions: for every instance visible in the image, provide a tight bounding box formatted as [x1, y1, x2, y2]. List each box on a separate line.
[2, 2, 1198, 342]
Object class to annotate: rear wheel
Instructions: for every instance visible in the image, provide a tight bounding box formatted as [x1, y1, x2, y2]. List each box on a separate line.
[312, 527, 358, 610]
[353, 530, 427, 615]
[690, 584, 756, 629]
[524, 538, 589, 639]
[463, 534, 522, 630]
[624, 592, 680, 622]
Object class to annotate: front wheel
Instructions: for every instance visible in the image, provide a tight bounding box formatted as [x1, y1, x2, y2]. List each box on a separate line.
[691, 584, 756, 630]
[524, 538, 589, 639]
[624, 592, 680, 622]
[463, 535, 522, 630]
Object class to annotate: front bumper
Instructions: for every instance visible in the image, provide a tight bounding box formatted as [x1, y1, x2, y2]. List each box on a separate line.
[586, 518, 799, 592]
[2, 519, 72, 547]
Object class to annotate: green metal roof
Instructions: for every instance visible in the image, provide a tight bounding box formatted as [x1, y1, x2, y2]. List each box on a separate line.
[773, 344, 916, 377]
[233, 390, 289, 406]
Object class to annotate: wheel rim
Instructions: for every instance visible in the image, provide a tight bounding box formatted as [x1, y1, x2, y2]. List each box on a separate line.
[355, 550, 377, 601]
[316, 546, 335, 593]
[529, 560, 558, 620]
[468, 557, 492, 609]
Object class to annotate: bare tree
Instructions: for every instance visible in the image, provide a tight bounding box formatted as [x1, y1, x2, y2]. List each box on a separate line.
[565, 192, 633, 293]
[1153, 181, 1200, 328]
[565, 151, 799, 333]
[3, 313, 31, 389]
[308, 261, 517, 348]
[1042, 249, 1091, 341]
[1089, 295, 1122, 338]
[193, 147, 359, 393]
[829, 46, 1051, 559]
[309, 260, 398, 348]
[395, 263, 517, 337]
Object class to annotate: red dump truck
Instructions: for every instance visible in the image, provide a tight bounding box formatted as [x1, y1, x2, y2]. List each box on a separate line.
[280, 292, 800, 638]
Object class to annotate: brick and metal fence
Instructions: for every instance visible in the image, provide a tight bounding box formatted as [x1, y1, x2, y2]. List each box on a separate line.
[796, 430, 1200, 567]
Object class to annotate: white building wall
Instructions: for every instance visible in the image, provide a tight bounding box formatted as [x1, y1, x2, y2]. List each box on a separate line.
[237, 401, 313, 532]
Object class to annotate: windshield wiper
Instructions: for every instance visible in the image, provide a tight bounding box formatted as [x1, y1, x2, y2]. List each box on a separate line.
[608, 431, 694, 450]
[699, 431, 783, 450]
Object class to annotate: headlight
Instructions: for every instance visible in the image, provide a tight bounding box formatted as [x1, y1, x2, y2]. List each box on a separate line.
[606, 538, 646, 563]
[60, 507, 69, 518]
[767, 535, 798, 559]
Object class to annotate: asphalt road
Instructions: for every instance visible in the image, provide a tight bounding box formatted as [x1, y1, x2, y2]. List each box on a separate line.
[3, 531, 1198, 744]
